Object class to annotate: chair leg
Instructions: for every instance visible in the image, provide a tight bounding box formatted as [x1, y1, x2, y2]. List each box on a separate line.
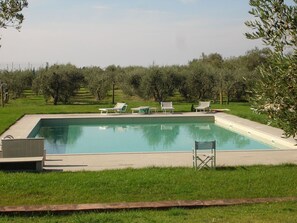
[195, 156, 216, 170]
[193, 155, 197, 170]
[197, 157, 211, 170]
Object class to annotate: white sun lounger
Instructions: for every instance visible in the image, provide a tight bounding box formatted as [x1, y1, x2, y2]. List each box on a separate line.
[99, 103, 128, 114]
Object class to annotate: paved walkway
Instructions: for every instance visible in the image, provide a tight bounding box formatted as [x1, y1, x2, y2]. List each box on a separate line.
[1, 112, 296, 171]
[1, 197, 296, 214]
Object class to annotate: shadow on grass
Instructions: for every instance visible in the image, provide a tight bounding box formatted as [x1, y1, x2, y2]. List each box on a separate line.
[214, 166, 238, 171]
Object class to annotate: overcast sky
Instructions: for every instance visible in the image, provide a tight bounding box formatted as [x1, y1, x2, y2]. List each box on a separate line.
[0, 0, 265, 69]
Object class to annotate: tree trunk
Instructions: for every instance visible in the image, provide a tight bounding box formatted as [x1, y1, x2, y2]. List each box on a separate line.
[112, 82, 115, 104]
[0, 85, 3, 107]
[53, 95, 58, 105]
[219, 89, 223, 105]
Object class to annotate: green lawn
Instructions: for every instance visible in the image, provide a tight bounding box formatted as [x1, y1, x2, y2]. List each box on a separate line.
[0, 165, 296, 206]
[0, 166, 297, 222]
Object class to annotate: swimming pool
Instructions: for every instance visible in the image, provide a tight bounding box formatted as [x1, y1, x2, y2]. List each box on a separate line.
[28, 116, 275, 154]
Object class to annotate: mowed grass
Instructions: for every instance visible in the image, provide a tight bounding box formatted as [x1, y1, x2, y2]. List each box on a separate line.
[0, 166, 297, 222]
[0, 165, 296, 206]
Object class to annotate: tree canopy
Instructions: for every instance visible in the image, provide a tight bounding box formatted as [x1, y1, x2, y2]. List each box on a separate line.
[246, 0, 297, 137]
[0, 0, 28, 44]
[32, 64, 84, 105]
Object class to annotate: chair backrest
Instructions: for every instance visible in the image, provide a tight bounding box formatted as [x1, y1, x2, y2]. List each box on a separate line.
[114, 103, 126, 109]
[161, 102, 173, 108]
[1, 138, 45, 158]
[194, 140, 216, 153]
[113, 103, 127, 113]
[199, 101, 210, 108]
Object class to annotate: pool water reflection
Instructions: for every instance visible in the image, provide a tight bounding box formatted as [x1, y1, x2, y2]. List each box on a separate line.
[30, 119, 274, 154]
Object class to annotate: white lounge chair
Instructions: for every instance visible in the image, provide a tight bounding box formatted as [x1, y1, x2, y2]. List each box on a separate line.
[195, 101, 211, 112]
[131, 106, 150, 114]
[99, 103, 128, 114]
[161, 102, 174, 113]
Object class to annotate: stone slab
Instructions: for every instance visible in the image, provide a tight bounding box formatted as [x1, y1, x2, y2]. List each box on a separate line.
[0, 197, 296, 214]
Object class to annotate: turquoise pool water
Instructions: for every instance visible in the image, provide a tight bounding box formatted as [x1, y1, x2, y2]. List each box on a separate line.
[29, 117, 274, 154]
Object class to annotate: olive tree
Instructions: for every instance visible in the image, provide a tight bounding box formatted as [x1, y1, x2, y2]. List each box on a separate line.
[200, 53, 224, 104]
[104, 65, 123, 104]
[0, 0, 28, 106]
[0, 0, 28, 45]
[83, 67, 110, 101]
[237, 48, 270, 100]
[246, 0, 297, 137]
[141, 66, 179, 102]
[120, 66, 147, 97]
[220, 59, 251, 104]
[186, 63, 216, 102]
[0, 69, 34, 100]
[33, 64, 84, 105]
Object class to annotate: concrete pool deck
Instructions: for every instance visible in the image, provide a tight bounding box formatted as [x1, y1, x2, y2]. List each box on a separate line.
[1, 112, 296, 171]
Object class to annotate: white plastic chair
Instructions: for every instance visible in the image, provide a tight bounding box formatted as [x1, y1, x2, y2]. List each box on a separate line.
[161, 102, 174, 113]
[195, 101, 211, 112]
